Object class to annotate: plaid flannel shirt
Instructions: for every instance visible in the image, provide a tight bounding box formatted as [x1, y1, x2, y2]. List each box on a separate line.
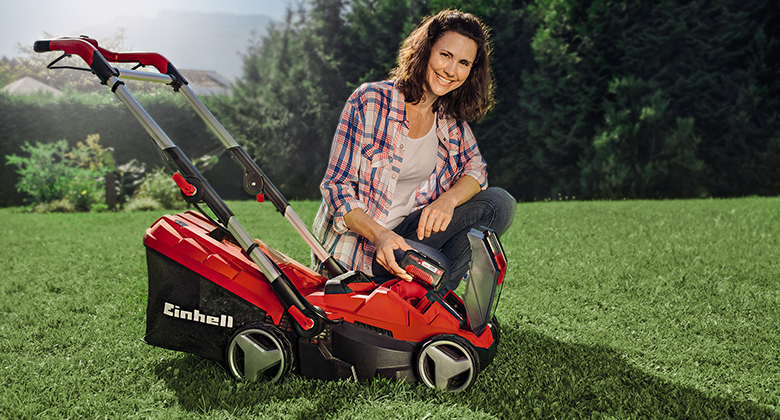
[312, 80, 487, 275]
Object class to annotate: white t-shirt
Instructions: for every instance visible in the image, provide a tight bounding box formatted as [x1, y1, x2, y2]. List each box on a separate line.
[384, 121, 439, 229]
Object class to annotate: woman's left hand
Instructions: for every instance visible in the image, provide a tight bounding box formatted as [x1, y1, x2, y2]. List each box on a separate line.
[417, 195, 457, 240]
[416, 175, 482, 240]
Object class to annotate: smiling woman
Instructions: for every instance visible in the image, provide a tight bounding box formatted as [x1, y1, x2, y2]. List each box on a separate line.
[312, 9, 515, 293]
[391, 9, 495, 122]
[425, 31, 477, 97]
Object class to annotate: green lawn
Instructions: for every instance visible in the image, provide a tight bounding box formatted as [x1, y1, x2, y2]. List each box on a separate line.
[0, 197, 778, 419]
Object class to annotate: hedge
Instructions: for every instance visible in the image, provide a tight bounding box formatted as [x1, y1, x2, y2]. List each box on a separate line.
[0, 90, 248, 207]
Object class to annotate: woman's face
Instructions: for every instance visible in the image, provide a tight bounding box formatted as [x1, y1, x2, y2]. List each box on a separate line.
[425, 31, 478, 98]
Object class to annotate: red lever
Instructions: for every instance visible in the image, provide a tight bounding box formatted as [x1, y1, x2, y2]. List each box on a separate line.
[288, 305, 314, 331]
[172, 173, 197, 197]
[256, 194, 265, 202]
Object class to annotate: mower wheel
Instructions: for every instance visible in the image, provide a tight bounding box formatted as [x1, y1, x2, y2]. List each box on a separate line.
[489, 315, 501, 347]
[416, 334, 480, 392]
[226, 323, 293, 383]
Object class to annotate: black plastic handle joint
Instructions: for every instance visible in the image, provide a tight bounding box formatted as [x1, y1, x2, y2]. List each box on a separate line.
[91, 51, 119, 85]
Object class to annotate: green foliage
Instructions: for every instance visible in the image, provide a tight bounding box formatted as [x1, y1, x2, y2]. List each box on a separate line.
[522, 0, 780, 198]
[0, 58, 14, 89]
[583, 77, 706, 198]
[124, 196, 163, 212]
[114, 159, 148, 206]
[3, 0, 779, 203]
[0, 91, 245, 207]
[0, 198, 778, 418]
[131, 167, 186, 210]
[65, 165, 105, 212]
[64, 133, 110, 171]
[5, 139, 75, 204]
[32, 197, 76, 213]
[341, 0, 427, 88]
[5, 136, 108, 211]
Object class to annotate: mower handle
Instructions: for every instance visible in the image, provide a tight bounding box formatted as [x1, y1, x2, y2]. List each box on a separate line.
[33, 36, 346, 281]
[34, 37, 187, 87]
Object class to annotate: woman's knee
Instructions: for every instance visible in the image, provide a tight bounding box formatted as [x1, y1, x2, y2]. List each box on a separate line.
[481, 187, 516, 236]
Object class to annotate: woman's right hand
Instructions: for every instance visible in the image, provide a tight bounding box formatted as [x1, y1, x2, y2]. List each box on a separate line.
[344, 208, 414, 281]
[373, 229, 414, 281]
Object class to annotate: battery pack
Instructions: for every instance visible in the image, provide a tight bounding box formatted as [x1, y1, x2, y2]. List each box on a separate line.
[400, 250, 445, 289]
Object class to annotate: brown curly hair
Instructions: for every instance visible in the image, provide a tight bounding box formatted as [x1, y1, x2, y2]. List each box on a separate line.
[390, 9, 495, 122]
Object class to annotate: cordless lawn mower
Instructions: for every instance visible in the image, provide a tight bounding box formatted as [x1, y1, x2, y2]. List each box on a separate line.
[34, 37, 507, 392]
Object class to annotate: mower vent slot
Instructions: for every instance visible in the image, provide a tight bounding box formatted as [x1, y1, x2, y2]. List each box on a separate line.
[353, 321, 393, 338]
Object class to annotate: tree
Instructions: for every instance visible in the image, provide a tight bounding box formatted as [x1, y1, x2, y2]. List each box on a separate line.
[341, 0, 427, 88]
[582, 77, 705, 198]
[227, 0, 428, 199]
[0, 58, 15, 89]
[223, 0, 780, 200]
[521, 0, 780, 198]
[225, 1, 349, 199]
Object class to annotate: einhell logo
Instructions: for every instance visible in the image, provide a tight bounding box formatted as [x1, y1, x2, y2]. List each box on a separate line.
[163, 302, 234, 328]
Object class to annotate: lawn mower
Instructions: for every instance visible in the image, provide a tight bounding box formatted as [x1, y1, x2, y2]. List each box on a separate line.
[34, 37, 507, 392]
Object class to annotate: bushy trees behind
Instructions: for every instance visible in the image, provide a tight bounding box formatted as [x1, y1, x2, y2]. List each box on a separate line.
[3, 0, 778, 204]
[222, 0, 779, 201]
[522, 0, 780, 199]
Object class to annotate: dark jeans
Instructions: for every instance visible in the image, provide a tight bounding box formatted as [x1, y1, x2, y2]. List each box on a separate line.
[372, 187, 516, 291]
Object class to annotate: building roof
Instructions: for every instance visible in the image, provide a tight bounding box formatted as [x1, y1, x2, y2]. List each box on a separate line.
[1, 77, 63, 96]
[179, 69, 231, 96]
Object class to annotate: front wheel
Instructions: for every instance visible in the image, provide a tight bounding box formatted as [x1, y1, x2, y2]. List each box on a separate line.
[225, 323, 293, 383]
[416, 334, 480, 392]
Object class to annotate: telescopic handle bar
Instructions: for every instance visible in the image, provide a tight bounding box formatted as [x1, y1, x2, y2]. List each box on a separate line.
[36, 36, 347, 335]
[35, 36, 344, 278]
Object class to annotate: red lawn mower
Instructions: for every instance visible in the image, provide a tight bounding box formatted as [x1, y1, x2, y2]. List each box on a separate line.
[34, 37, 506, 392]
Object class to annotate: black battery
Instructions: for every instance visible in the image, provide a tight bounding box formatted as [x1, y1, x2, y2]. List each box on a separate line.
[400, 249, 446, 289]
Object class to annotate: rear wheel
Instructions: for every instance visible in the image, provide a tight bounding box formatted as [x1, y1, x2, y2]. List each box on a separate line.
[416, 334, 479, 392]
[226, 323, 293, 383]
[489, 315, 501, 347]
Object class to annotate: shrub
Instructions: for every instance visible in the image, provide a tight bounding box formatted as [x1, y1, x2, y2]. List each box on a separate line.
[32, 198, 75, 213]
[5, 135, 111, 211]
[133, 167, 186, 210]
[5, 140, 75, 204]
[65, 168, 105, 212]
[581, 77, 706, 198]
[124, 196, 162, 212]
[114, 159, 147, 206]
[65, 134, 109, 171]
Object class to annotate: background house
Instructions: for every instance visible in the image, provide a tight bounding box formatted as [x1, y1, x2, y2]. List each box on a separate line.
[178, 69, 231, 96]
[1, 76, 62, 96]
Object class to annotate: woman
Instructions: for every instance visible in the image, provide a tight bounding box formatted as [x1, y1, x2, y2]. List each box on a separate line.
[313, 9, 515, 291]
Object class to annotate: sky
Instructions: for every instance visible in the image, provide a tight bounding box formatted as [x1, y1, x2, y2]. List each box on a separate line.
[0, 0, 290, 59]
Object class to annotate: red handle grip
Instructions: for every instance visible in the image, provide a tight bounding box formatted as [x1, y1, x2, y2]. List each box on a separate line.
[35, 37, 118, 84]
[34, 37, 185, 86]
[85, 38, 175, 76]
[35, 37, 100, 66]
